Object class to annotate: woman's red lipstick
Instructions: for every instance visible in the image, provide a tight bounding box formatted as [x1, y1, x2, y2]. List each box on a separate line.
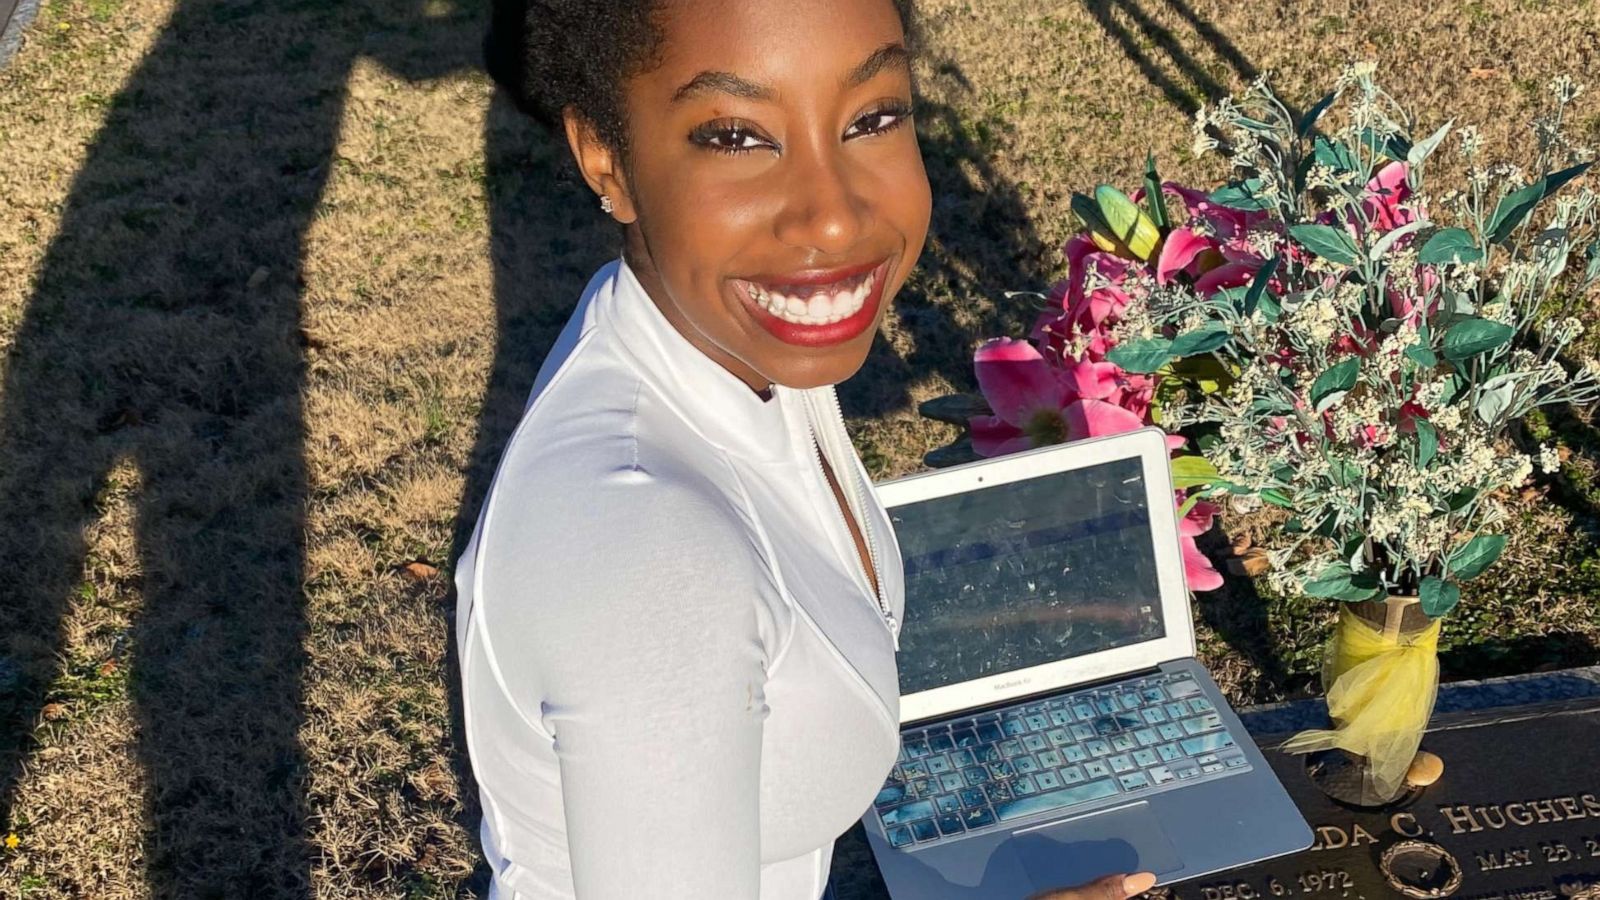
[731, 258, 892, 348]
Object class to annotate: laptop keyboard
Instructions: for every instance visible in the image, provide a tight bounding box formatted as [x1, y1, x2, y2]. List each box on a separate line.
[874, 672, 1250, 849]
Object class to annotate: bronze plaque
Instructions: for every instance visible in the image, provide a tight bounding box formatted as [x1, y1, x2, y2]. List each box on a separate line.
[832, 698, 1600, 900]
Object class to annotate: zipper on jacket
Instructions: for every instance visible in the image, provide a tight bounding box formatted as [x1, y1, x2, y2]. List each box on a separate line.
[803, 389, 898, 650]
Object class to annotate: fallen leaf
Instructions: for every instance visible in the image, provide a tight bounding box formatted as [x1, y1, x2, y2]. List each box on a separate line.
[98, 659, 118, 677]
[1225, 549, 1272, 578]
[41, 703, 67, 721]
[1469, 67, 1499, 79]
[39, 747, 61, 761]
[1229, 532, 1253, 555]
[401, 562, 439, 581]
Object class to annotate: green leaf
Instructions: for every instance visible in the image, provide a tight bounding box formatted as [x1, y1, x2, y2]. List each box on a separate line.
[1474, 373, 1517, 425]
[1446, 488, 1477, 512]
[1370, 220, 1429, 262]
[1310, 357, 1361, 411]
[1329, 458, 1361, 487]
[1448, 534, 1506, 581]
[1243, 255, 1280, 317]
[1170, 326, 1232, 358]
[1313, 136, 1361, 174]
[1170, 455, 1221, 489]
[1256, 292, 1283, 323]
[1418, 227, 1484, 266]
[1299, 91, 1337, 137]
[1209, 179, 1273, 211]
[1106, 337, 1175, 374]
[1441, 316, 1514, 360]
[1359, 126, 1411, 162]
[1289, 223, 1361, 266]
[1407, 119, 1454, 168]
[1143, 151, 1169, 230]
[1404, 343, 1438, 368]
[1304, 565, 1356, 598]
[1485, 161, 1594, 245]
[1419, 576, 1460, 617]
[1416, 418, 1438, 469]
[1260, 488, 1296, 509]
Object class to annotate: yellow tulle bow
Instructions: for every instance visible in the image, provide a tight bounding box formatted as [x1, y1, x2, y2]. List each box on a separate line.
[1281, 605, 1441, 799]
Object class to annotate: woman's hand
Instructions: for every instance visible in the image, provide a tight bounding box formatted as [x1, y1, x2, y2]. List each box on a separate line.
[1028, 871, 1158, 900]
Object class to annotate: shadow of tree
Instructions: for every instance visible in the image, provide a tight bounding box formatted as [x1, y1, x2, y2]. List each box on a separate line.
[0, 0, 476, 894]
[1081, 0, 1266, 115]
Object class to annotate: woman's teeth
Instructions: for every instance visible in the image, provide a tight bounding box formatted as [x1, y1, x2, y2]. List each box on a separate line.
[744, 271, 875, 326]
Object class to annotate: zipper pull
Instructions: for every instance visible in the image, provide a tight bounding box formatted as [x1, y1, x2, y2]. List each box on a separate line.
[886, 612, 900, 651]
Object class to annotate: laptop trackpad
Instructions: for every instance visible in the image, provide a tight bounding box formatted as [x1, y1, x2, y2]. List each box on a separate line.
[1012, 802, 1182, 892]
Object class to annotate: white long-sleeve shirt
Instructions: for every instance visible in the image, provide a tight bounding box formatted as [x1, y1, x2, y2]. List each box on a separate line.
[453, 258, 906, 900]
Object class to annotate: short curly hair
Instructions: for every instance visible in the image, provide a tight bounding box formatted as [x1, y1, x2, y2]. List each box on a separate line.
[485, 0, 919, 156]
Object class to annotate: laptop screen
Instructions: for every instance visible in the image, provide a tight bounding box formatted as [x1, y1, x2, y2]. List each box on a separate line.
[888, 455, 1167, 696]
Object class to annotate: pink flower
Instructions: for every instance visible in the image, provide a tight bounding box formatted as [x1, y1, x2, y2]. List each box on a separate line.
[1178, 494, 1224, 592]
[1362, 161, 1416, 233]
[969, 338, 1178, 456]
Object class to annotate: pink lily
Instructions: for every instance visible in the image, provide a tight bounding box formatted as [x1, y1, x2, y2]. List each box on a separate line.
[1177, 494, 1224, 592]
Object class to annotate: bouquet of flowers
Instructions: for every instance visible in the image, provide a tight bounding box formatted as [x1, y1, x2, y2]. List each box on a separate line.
[932, 65, 1599, 801]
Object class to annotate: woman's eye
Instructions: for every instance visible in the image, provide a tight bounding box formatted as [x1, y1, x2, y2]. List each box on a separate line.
[845, 104, 912, 139]
[691, 122, 777, 156]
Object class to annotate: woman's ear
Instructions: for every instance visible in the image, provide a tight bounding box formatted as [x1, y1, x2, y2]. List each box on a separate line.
[563, 109, 638, 224]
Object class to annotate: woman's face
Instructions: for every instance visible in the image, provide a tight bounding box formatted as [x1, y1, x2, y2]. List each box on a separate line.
[568, 0, 931, 392]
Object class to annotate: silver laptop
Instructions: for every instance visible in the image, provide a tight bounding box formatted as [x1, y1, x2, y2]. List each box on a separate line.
[861, 428, 1312, 898]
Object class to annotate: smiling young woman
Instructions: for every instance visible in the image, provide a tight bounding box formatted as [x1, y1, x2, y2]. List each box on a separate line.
[458, 2, 1149, 899]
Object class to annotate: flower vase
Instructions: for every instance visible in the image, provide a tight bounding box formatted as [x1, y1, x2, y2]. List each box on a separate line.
[1291, 595, 1445, 807]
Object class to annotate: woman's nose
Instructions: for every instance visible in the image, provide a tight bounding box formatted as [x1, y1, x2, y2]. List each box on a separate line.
[773, 144, 870, 256]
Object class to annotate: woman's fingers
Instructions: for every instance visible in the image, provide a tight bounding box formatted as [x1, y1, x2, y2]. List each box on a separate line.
[1029, 871, 1159, 900]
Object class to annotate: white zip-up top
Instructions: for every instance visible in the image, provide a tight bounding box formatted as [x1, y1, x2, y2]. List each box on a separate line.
[454, 258, 906, 900]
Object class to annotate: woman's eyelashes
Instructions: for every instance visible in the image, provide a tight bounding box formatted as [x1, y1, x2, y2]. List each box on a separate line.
[688, 101, 914, 157]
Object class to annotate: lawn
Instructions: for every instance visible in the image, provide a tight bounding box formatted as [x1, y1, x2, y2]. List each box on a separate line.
[1, 0, 1597, 895]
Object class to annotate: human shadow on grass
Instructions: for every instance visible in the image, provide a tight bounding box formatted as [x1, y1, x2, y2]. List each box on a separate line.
[0, 0, 475, 895]
[1081, 0, 1266, 116]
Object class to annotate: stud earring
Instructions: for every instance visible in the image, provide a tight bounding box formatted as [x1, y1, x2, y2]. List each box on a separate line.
[600, 194, 614, 214]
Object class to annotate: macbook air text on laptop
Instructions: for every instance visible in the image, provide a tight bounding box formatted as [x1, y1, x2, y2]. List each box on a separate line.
[861, 428, 1312, 898]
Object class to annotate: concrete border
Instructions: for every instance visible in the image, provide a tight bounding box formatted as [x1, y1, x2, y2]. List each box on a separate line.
[1, 0, 41, 71]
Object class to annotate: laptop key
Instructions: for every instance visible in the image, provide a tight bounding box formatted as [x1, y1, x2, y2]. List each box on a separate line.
[906, 739, 931, 758]
[1013, 755, 1040, 774]
[926, 755, 952, 775]
[959, 787, 986, 808]
[1180, 732, 1236, 756]
[961, 806, 996, 830]
[1119, 771, 1151, 791]
[1189, 697, 1215, 714]
[1165, 702, 1189, 720]
[911, 818, 940, 842]
[1049, 709, 1072, 726]
[1046, 728, 1072, 747]
[1063, 744, 1089, 763]
[887, 825, 914, 848]
[1157, 743, 1181, 762]
[1149, 765, 1174, 784]
[1120, 692, 1143, 711]
[1158, 723, 1184, 741]
[1085, 739, 1111, 757]
[994, 778, 1119, 822]
[901, 760, 928, 778]
[1168, 678, 1201, 698]
[936, 794, 961, 815]
[1000, 740, 1024, 758]
[1110, 734, 1136, 752]
[952, 729, 980, 748]
[940, 773, 966, 793]
[976, 744, 1002, 763]
[1132, 748, 1158, 767]
[1108, 754, 1135, 774]
[1071, 701, 1095, 720]
[936, 814, 966, 837]
[1133, 728, 1159, 747]
[1035, 770, 1062, 790]
[1013, 774, 1039, 796]
[1084, 760, 1111, 779]
[1070, 724, 1095, 741]
[987, 760, 1016, 779]
[1025, 714, 1049, 731]
[881, 800, 937, 827]
[975, 723, 1003, 743]
[984, 781, 1014, 803]
[875, 784, 906, 808]
[1141, 707, 1167, 724]
[950, 749, 975, 768]
[1059, 765, 1085, 785]
[1022, 734, 1047, 752]
[928, 733, 955, 753]
[1091, 717, 1117, 737]
[1171, 761, 1201, 780]
[1002, 718, 1027, 737]
[1037, 749, 1063, 768]
[963, 767, 990, 786]
[1142, 688, 1166, 704]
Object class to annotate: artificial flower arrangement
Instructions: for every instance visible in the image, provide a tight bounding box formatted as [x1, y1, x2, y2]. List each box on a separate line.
[924, 65, 1599, 802]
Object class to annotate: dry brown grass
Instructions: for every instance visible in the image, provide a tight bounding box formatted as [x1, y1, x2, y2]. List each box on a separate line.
[1, 0, 1598, 896]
